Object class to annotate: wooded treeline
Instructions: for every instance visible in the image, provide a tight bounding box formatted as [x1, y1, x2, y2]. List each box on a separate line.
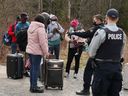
[0, 0, 128, 63]
[0, 0, 128, 31]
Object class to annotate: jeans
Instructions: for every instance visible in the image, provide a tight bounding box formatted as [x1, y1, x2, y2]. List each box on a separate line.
[49, 44, 60, 59]
[11, 42, 17, 54]
[29, 54, 41, 89]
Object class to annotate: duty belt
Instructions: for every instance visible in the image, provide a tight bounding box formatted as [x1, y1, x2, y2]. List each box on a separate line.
[95, 58, 120, 63]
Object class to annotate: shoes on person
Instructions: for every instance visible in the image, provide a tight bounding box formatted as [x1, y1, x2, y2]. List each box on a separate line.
[64, 72, 69, 78]
[24, 71, 30, 77]
[76, 89, 90, 95]
[30, 86, 44, 93]
[75, 52, 79, 56]
[73, 73, 77, 79]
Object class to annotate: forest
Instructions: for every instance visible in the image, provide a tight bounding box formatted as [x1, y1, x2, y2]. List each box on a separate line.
[0, 0, 128, 63]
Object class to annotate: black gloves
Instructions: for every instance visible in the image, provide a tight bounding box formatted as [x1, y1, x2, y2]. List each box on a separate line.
[120, 58, 124, 63]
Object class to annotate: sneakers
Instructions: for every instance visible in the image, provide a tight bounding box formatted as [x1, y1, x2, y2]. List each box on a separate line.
[76, 89, 90, 95]
[73, 74, 77, 79]
[75, 52, 79, 56]
[30, 86, 44, 93]
[64, 72, 69, 78]
[24, 71, 30, 77]
[65, 73, 78, 79]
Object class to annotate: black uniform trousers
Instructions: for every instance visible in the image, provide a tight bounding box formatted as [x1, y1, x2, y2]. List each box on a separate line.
[83, 57, 94, 91]
[65, 46, 83, 74]
[92, 62, 122, 96]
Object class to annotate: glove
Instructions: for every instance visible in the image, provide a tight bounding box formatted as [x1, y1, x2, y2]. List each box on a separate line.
[120, 58, 124, 63]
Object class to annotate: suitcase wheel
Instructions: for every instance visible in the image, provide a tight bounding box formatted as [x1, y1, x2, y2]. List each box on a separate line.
[58, 86, 63, 90]
[7, 75, 9, 78]
[12, 75, 17, 79]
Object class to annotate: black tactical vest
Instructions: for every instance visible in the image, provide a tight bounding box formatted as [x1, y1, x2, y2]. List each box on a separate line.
[95, 28, 124, 61]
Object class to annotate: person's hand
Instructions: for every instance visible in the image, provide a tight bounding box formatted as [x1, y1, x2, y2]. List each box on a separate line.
[120, 58, 124, 63]
[69, 39, 73, 43]
[16, 46, 20, 53]
[52, 28, 60, 34]
[46, 53, 50, 59]
[46, 53, 54, 59]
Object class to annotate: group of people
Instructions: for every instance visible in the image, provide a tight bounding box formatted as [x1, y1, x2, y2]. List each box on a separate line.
[8, 12, 64, 93]
[7, 8, 126, 96]
[75, 9, 126, 96]
[65, 8, 126, 96]
[8, 12, 30, 54]
[8, 12, 30, 76]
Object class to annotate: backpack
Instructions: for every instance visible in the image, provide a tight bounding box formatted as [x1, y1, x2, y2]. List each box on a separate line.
[2, 24, 15, 46]
[2, 32, 12, 46]
[16, 29, 28, 51]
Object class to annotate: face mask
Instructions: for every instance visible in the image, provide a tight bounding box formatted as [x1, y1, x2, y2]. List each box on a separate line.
[51, 21, 56, 24]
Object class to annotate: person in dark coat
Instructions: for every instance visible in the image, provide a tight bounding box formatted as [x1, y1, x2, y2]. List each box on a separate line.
[74, 14, 104, 95]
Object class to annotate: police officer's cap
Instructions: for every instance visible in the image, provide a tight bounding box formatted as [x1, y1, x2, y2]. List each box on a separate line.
[106, 8, 119, 18]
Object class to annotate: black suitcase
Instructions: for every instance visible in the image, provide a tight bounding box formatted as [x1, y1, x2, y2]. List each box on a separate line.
[39, 58, 45, 82]
[44, 59, 64, 90]
[39, 55, 56, 82]
[6, 53, 24, 79]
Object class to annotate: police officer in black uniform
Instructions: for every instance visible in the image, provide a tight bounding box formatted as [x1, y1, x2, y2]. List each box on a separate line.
[89, 8, 126, 96]
[71, 14, 104, 95]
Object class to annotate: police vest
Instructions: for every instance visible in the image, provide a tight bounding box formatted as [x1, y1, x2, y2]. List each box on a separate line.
[95, 28, 124, 61]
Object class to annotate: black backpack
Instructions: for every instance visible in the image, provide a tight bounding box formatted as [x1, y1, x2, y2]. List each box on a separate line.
[16, 29, 27, 51]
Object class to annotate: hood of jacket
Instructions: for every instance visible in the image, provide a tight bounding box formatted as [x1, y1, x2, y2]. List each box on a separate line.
[28, 21, 45, 33]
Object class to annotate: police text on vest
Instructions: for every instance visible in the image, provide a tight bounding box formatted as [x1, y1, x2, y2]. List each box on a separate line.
[108, 34, 122, 40]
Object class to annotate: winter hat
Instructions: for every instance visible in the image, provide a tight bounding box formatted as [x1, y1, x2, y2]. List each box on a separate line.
[50, 14, 58, 21]
[70, 19, 79, 28]
[16, 15, 20, 20]
[20, 12, 28, 19]
[40, 12, 50, 28]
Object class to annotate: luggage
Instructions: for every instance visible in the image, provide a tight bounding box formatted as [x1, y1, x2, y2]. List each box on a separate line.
[122, 63, 128, 89]
[6, 53, 24, 79]
[39, 58, 45, 82]
[39, 55, 55, 82]
[44, 59, 64, 90]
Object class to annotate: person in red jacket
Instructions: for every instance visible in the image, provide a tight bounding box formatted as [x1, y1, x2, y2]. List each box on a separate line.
[8, 16, 20, 54]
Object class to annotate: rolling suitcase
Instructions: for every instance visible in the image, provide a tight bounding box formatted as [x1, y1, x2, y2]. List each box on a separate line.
[123, 63, 128, 89]
[44, 59, 64, 90]
[39, 58, 45, 82]
[39, 55, 56, 82]
[6, 53, 24, 79]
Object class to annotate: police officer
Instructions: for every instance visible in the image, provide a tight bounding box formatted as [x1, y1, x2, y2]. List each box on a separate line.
[73, 14, 104, 95]
[89, 9, 126, 96]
